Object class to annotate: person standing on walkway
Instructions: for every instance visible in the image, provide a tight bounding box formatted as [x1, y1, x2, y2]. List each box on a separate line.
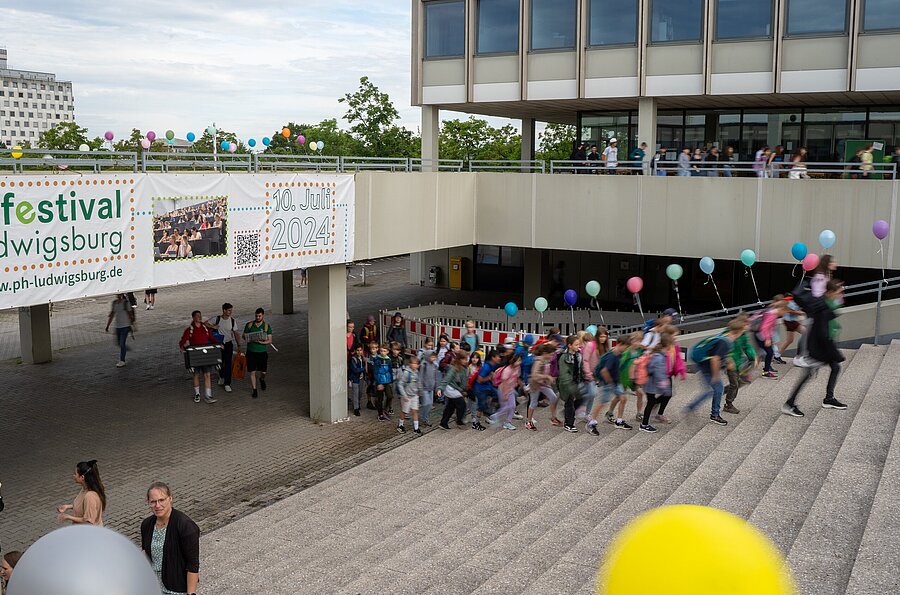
[677, 147, 691, 176]
[243, 308, 273, 399]
[207, 303, 240, 394]
[782, 280, 848, 417]
[359, 315, 379, 346]
[179, 311, 218, 404]
[396, 355, 422, 436]
[372, 344, 394, 421]
[602, 138, 619, 174]
[386, 312, 408, 351]
[106, 293, 135, 368]
[144, 288, 157, 310]
[557, 335, 583, 432]
[56, 460, 106, 526]
[437, 352, 469, 430]
[141, 482, 200, 595]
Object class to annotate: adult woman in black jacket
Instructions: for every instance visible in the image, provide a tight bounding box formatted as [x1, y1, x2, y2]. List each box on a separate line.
[141, 482, 200, 595]
[386, 312, 408, 350]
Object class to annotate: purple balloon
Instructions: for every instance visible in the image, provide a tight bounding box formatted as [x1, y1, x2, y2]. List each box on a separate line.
[873, 219, 890, 241]
[564, 289, 578, 307]
[104, 131, 114, 141]
[146, 130, 156, 141]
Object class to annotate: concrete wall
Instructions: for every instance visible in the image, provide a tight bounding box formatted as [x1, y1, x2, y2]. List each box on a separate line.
[356, 172, 900, 271]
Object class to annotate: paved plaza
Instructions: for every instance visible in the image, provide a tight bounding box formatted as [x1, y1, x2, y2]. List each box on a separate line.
[0, 257, 506, 552]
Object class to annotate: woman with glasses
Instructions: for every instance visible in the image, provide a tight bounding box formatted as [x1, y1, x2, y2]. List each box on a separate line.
[141, 482, 200, 595]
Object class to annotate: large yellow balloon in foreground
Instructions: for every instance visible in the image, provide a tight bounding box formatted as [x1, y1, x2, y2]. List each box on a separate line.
[597, 505, 796, 595]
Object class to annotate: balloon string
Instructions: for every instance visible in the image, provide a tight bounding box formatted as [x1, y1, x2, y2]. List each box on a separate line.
[879, 240, 886, 282]
[634, 293, 644, 320]
[592, 297, 606, 326]
[570, 306, 575, 327]
[673, 280, 685, 322]
[792, 263, 799, 278]
[749, 268, 762, 305]
[709, 275, 727, 312]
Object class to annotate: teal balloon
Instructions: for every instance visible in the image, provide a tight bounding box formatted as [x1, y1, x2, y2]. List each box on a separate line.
[586, 325, 598, 336]
[700, 257, 715, 275]
[585, 280, 601, 297]
[665, 264, 683, 281]
[819, 229, 836, 250]
[248, 138, 257, 147]
[791, 242, 807, 261]
[504, 302, 518, 317]
[534, 297, 548, 313]
[740, 249, 757, 267]
[206, 126, 216, 135]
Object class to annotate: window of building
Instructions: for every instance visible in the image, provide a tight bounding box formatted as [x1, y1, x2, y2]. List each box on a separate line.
[650, 0, 703, 43]
[786, 0, 847, 36]
[588, 0, 638, 46]
[477, 0, 519, 54]
[863, 0, 900, 32]
[425, 0, 465, 58]
[716, 0, 772, 39]
[531, 0, 577, 50]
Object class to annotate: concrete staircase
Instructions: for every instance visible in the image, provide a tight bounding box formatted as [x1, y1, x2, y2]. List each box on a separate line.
[200, 341, 900, 595]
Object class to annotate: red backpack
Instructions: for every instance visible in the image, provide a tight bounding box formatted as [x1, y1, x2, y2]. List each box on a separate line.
[491, 366, 507, 387]
[466, 370, 478, 391]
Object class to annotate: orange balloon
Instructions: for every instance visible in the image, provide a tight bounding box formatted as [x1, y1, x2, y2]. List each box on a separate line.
[281, 127, 291, 138]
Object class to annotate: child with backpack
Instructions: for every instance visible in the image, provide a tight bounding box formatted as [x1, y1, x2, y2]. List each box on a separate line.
[725, 318, 756, 414]
[372, 344, 394, 421]
[526, 343, 558, 431]
[365, 342, 379, 410]
[588, 335, 632, 434]
[471, 350, 500, 431]
[685, 332, 733, 426]
[348, 345, 366, 417]
[579, 327, 609, 424]
[490, 353, 522, 430]
[754, 296, 786, 378]
[438, 351, 470, 430]
[557, 335, 584, 433]
[418, 349, 439, 427]
[619, 332, 647, 423]
[388, 341, 404, 415]
[396, 355, 422, 436]
[640, 334, 675, 433]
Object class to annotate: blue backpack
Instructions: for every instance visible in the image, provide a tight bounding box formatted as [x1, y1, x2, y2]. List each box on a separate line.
[689, 335, 726, 364]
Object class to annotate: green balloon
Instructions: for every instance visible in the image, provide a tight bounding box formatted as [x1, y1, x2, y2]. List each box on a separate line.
[534, 297, 548, 313]
[165, 130, 175, 140]
[206, 126, 216, 135]
[740, 249, 757, 268]
[585, 280, 601, 297]
[666, 264, 683, 281]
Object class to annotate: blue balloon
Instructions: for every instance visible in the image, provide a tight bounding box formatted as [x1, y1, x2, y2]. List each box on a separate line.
[248, 138, 256, 147]
[699, 256, 715, 275]
[220, 140, 229, 150]
[791, 242, 808, 261]
[819, 229, 836, 250]
[564, 289, 578, 307]
[186, 132, 196, 142]
[262, 137, 271, 146]
[504, 302, 518, 317]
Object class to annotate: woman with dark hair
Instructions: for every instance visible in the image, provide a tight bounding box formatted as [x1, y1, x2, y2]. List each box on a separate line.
[56, 460, 106, 526]
[141, 482, 200, 595]
[812, 254, 837, 298]
[386, 312, 408, 350]
[1, 550, 22, 592]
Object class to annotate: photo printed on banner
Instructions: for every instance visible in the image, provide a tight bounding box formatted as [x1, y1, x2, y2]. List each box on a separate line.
[152, 195, 227, 262]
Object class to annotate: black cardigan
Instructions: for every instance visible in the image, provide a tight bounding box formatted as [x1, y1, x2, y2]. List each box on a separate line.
[141, 508, 201, 593]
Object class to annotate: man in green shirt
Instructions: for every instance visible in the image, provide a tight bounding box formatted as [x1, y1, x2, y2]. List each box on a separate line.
[243, 308, 273, 399]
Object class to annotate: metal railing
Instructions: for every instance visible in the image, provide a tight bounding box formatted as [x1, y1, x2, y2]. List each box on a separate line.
[1, 149, 898, 179]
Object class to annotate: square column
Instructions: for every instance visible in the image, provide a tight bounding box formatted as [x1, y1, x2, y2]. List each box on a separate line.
[19, 304, 52, 364]
[307, 264, 348, 422]
[421, 105, 440, 171]
[521, 117, 536, 171]
[638, 97, 657, 153]
[270, 270, 294, 315]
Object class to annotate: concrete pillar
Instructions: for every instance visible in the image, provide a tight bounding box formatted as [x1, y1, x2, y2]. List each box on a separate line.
[521, 117, 536, 171]
[270, 270, 294, 315]
[421, 105, 440, 171]
[19, 304, 52, 364]
[638, 97, 658, 152]
[307, 264, 348, 422]
[409, 253, 424, 285]
[523, 248, 550, 305]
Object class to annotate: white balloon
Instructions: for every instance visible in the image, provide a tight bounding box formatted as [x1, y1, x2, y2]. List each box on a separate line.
[78, 143, 90, 152]
[7, 525, 162, 595]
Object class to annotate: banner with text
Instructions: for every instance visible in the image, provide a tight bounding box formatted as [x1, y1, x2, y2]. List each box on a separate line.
[0, 173, 354, 309]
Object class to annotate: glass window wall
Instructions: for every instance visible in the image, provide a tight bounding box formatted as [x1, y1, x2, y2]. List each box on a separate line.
[716, 0, 773, 40]
[477, 0, 519, 54]
[862, 0, 900, 32]
[588, 0, 638, 46]
[785, 0, 848, 36]
[650, 0, 703, 43]
[531, 0, 577, 50]
[425, 0, 466, 58]
[580, 112, 634, 156]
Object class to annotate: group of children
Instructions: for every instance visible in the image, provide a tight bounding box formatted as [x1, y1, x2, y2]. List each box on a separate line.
[347, 254, 847, 436]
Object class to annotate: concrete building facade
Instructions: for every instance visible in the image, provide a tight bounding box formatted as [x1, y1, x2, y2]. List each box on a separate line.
[0, 48, 75, 148]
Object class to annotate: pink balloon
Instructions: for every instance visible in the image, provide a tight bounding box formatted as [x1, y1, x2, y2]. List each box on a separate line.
[626, 276, 643, 294]
[802, 253, 820, 272]
[228, 143, 237, 153]
[297, 135, 306, 145]
[104, 131, 114, 141]
[146, 131, 156, 141]
[140, 138, 151, 149]
[873, 219, 890, 241]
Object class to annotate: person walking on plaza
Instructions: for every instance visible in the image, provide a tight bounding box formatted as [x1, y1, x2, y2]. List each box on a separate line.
[525, 344, 558, 431]
[142, 482, 200, 595]
[397, 355, 422, 436]
[685, 332, 732, 426]
[418, 348, 438, 426]
[491, 352, 522, 431]
[754, 296, 786, 378]
[588, 336, 630, 434]
[372, 343, 394, 421]
[106, 293, 135, 368]
[782, 280, 848, 417]
[179, 310, 219, 404]
[56, 460, 106, 526]
[348, 344, 366, 417]
[725, 318, 756, 415]
[640, 335, 674, 433]
[437, 352, 469, 430]
[144, 288, 157, 310]
[472, 350, 500, 431]
[386, 312, 408, 351]
[243, 308, 273, 399]
[207, 303, 240, 393]
[557, 335, 583, 432]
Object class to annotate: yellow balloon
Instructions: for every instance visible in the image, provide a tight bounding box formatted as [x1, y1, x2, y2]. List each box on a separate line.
[597, 505, 795, 595]
[11, 145, 23, 159]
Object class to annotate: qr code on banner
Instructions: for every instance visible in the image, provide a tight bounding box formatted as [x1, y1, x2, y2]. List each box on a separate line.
[233, 231, 261, 269]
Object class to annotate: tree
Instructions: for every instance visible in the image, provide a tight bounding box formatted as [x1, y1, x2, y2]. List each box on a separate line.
[536, 123, 576, 162]
[113, 128, 166, 154]
[38, 121, 89, 150]
[265, 119, 362, 156]
[192, 127, 246, 154]
[339, 76, 418, 157]
[439, 117, 521, 161]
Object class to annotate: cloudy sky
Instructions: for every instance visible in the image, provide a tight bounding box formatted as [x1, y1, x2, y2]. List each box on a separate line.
[0, 1, 471, 142]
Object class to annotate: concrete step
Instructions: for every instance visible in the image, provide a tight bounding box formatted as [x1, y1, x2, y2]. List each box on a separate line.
[787, 340, 900, 595]
[845, 345, 900, 595]
[747, 345, 885, 555]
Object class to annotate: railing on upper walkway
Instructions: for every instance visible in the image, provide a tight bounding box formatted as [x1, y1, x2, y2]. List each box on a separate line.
[0, 149, 896, 179]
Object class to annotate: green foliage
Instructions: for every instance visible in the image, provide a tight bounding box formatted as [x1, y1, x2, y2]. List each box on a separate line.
[192, 127, 246, 154]
[339, 76, 418, 157]
[113, 128, 166, 154]
[536, 123, 576, 162]
[439, 117, 521, 161]
[38, 121, 89, 150]
[265, 119, 361, 156]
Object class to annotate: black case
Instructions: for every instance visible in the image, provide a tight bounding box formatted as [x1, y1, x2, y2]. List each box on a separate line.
[184, 344, 223, 370]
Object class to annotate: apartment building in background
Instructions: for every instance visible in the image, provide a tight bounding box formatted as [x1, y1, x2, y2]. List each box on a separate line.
[0, 48, 75, 147]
